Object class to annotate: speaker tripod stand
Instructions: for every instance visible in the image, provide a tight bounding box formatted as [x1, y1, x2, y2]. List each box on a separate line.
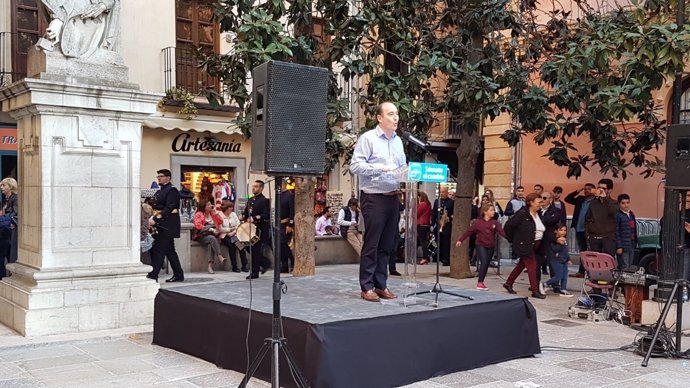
[641, 278, 688, 367]
[239, 176, 309, 388]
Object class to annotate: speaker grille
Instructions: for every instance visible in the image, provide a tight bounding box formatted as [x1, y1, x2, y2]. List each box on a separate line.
[665, 124, 690, 189]
[252, 61, 328, 175]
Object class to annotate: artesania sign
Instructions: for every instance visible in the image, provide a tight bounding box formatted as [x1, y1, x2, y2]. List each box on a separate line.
[171, 133, 242, 153]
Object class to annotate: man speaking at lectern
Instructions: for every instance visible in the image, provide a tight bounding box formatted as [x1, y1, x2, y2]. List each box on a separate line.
[350, 102, 407, 302]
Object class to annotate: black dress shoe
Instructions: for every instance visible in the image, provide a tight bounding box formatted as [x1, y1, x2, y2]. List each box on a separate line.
[260, 266, 269, 275]
[502, 283, 516, 294]
[241, 267, 249, 272]
[232, 268, 241, 273]
[389, 270, 402, 276]
[531, 292, 546, 299]
[166, 275, 184, 283]
[246, 274, 259, 280]
[146, 274, 158, 282]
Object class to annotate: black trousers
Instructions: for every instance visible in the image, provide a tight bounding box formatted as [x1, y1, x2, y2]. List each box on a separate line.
[221, 236, 248, 270]
[588, 236, 617, 259]
[150, 236, 183, 278]
[359, 192, 400, 291]
[575, 231, 588, 273]
[250, 240, 271, 277]
[279, 227, 294, 273]
[0, 238, 11, 278]
[440, 233, 451, 264]
[417, 225, 430, 259]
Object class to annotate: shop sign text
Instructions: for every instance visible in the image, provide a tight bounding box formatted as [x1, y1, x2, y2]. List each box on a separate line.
[171, 133, 242, 153]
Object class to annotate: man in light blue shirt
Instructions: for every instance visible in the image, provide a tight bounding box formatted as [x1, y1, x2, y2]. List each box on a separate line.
[350, 102, 407, 302]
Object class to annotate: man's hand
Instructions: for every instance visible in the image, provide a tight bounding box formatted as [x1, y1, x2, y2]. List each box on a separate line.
[350, 222, 358, 227]
[148, 218, 156, 227]
[81, 3, 108, 19]
[616, 248, 623, 255]
[247, 217, 253, 224]
[286, 226, 294, 235]
[455, 241, 462, 248]
[685, 222, 690, 234]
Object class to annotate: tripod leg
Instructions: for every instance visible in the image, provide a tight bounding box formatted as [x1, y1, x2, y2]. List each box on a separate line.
[239, 340, 272, 388]
[280, 342, 311, 388]
[642, 282, 679, 367]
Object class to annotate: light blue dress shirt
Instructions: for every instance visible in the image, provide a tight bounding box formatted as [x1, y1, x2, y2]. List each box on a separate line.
[349, 126, 407, 194]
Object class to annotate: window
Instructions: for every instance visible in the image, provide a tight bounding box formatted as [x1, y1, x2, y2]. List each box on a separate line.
[175, 0, 220, 95]
[295, 17, 330, 62]
[680, 86, 690, 124]
[8, 0, 44, 82]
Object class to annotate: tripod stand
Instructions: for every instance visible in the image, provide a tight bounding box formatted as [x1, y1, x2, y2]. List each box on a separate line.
[641, 278, 688, 367]
[412, 175, 473, 305]
[239, 176, 309, 388]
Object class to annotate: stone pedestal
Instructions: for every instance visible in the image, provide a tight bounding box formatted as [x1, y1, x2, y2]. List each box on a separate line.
[0, 78, 161, 336]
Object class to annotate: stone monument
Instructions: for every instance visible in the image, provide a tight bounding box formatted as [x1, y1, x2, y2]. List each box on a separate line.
[0, 0, 160, 336]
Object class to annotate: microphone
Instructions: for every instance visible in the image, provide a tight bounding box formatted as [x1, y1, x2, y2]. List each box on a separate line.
[401, 131, 429, 151]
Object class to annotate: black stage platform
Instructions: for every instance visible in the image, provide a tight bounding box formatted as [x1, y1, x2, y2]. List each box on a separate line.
[153, 276, 540, 388]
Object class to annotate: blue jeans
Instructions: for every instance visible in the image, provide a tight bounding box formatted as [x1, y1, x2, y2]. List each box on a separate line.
[544, 261, 568, 291]
[476, 246, 494, 283]
[617, 249, 633, 270]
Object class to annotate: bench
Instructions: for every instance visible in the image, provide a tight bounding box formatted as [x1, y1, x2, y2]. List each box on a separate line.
[175, 224, 359, 272]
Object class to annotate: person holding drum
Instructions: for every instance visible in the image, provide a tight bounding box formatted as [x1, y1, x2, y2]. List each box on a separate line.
[219, 202, 249, 273]
[242, 180, 272, 279]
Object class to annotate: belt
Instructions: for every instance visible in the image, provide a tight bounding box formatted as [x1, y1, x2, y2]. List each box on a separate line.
[591, 236, 604, 240]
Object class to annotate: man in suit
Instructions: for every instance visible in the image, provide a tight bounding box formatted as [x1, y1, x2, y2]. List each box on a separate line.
[432, 187, 454, 266]
[243, 180, 272, 279]
[148, 169, 184, 282]
[279, 179, 295, 273]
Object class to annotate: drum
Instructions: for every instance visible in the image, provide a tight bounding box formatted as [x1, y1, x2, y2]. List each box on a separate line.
[236, 222, 260, 245]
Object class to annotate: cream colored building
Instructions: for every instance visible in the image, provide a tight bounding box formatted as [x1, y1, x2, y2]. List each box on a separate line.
[1, 0, 355, 204]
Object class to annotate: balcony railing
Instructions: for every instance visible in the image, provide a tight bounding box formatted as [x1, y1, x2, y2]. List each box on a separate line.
[427, 114, 463, 142]
[162, 46, 220, 98]
[0, 32, 39, 88]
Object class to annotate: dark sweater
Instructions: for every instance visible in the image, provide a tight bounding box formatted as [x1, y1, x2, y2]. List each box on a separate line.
[458, 218, 507, 248]
[615, 210, 637, 251]
[585, 196, 618, 239]
[548, 242, 570, 264]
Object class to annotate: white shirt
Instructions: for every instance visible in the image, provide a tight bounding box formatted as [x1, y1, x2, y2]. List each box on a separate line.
[349, 126, 407, 194]
[532, 212, 546, 241]
[219, 211, 240, 239]
[315, 215, 333, 236]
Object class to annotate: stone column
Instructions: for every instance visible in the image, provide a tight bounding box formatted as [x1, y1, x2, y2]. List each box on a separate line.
[0, 78, 160, 336]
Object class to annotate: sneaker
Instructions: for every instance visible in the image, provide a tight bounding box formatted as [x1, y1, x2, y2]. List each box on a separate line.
[476, 282, 489, 291]
[559, 290, 574, 297]
[539, 282, 546, 295]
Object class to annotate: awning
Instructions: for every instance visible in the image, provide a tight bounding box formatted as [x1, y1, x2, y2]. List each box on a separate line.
[143, 114, 242, 135]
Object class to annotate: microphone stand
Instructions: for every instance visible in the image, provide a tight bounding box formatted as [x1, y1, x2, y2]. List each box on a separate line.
[403, 135, 473, 305]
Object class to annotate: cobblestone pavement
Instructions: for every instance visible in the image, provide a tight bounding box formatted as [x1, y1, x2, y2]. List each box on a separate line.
[1, 263, 689, 388]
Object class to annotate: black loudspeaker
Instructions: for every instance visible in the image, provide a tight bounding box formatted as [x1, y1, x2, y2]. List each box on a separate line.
[665, 124, 690, 189]
[250, 60, 329, 176]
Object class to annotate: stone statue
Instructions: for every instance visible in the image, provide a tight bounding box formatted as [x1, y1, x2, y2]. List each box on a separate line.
[39, 0, 120, 59]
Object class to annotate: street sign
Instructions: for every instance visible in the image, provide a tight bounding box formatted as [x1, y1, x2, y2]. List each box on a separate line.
[408, 162, 448, 183]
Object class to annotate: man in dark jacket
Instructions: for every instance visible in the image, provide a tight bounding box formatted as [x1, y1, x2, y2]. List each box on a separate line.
[279, 179, 295, 273]
[243, 180, 272, 279]
[565, 182, 595, 277]
[537, 191, 564, 281]
[148, 169, 184, 282]
[432, 187, 454, 265]
[585, 178, 619, 259]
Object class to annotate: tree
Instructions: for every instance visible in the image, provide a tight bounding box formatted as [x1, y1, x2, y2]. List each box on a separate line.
[203, 0, 690, 279]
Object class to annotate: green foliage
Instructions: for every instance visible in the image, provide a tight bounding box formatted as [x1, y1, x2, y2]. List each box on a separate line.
[158, 87, 199, 120]
[204, 0, 690, 179]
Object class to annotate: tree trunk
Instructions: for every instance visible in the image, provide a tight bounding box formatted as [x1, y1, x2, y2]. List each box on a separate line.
[293, 177, 316, 276]
[449, 131, 480, 279]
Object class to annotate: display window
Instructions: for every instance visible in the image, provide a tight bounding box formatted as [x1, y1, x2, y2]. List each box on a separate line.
[179, 165, 237, 219]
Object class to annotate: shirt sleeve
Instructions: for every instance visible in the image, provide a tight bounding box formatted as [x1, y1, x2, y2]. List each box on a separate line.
[349, 135, 379, 177]
[337, 209, 349, 226]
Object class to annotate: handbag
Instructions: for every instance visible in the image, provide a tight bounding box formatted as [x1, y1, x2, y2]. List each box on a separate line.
[141, 233, 154, 253]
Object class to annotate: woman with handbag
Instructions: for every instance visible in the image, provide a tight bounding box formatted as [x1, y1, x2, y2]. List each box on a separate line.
[219, 202, 249, 273]
[192, 200, 226, 274]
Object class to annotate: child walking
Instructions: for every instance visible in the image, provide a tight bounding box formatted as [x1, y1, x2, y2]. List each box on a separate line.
[456, 204, 507, 290]
[542, 224, 573, 297]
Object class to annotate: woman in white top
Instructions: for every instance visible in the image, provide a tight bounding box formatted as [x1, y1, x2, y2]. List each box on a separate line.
[502, 192, 547, 299]
[219, 202, 249, 272]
